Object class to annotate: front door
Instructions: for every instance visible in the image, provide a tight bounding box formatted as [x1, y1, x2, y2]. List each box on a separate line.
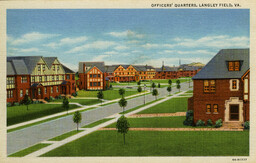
[230, 104, 239, 121]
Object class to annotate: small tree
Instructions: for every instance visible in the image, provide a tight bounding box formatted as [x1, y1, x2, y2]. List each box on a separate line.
[63, 96, 70, 114]
[152, 89, 159, 100]
[23, 94, 32, 111]
[176, 79, 180, 85]
[167, 86, 172, 95]
[119, 97, 127, 113]
[151, 82, 156, 89]
[137, 86, 142, 93]
[177, 84, 181, 92]
[116, 115, 130, 145]
[73, 111, 82, 131]
[119, 88, 125, 98]
[158, 83, 161, 88]
[168, 79, 172, 86]
[137, 81, 141, 86]
[97, 91, 104, 104]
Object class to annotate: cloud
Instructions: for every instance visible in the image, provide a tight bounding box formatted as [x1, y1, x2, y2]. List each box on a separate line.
[107, 30, 144, 39]
[9, 32, 60, 45]
[20, 48, 39, 53]
[104, 51, 119, 55]
[114, 45, 129, 51]
[44, 36, 88, 48]
[127, 40, 141, 44]
[141, 43, 159, 49]
[66, 41, 117, 53]
[92, 55, 110, 61]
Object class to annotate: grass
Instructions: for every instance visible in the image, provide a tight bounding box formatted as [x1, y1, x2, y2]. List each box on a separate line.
[8, 106, 97, 133]
[48, 130, 83, 141]
[41, 130, 249, 156]
[7, 104, 80, 126]
[186, 90, 193, 93]
[9, 143, 50, 157]
[179, 94, 193, 97]
[106, 116, 213, 128]
[53, 98, 101, 105]
[138, 97, 189, 114]
[77, 89, 141, 100]
[82, 118, 114, 128]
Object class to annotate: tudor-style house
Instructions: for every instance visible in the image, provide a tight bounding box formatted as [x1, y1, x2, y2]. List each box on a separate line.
[78, 62, 109, 90]
[188, 49, 249, 127]
[7, 56, 76, 103]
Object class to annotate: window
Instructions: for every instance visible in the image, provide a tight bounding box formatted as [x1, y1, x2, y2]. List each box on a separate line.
[204, 80, 215, 93]
[38, 88, 41, 95]
[21, 76, 27, 83]
[38, 65, 41, 71]
[67, 75, 70, 80]
[45, 87, 47, 94]
[56, 87, 59, 93]
[52, 75, 55, 81]
[93, 74, 97, 78]
[90, 82, 93, 86]
[43, 65, 45, 71]
[213, 104, 218, 113]
[56, 76, 59, 81]
[26, 89, 29, 95]
[20, 89, 23, 97]
[228, 61, 240, 71]
[206, 104, 211, 113]
[53, 65, 55, 71]
[98, 74, 100, 78]
[57, 65, 59, 71]
[44, 76, 47, 81]
[7, 90, 13, 98]
[7, 77, 15, 89]
[72, 75, 75, 80]
[230, 79, 239, 91]
[39, 76, 42, 82]
[90, 74, 92, 78]
[93, 82, 97, 86]
[232, 80, 237, 89]
[98, 82, 100, 86]
[51, 87, 53, 93]
[32, 76, 35, 82]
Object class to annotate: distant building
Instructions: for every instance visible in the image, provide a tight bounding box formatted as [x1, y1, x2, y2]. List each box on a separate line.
[78, 62, 109, 90]
[188, 49, 249, 127]
[7, 56, 76, 103]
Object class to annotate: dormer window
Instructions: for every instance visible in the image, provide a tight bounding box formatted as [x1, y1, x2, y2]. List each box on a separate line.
[228, 61, 240, 71]
[42, 65, 45, 71]
[38, 65, 41, 71]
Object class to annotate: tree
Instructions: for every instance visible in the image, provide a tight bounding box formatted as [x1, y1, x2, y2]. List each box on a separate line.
[119, 97, 127, 113]
[151, 82, 156, 89]
[137, 81, 141, 86]
[63, 96, 70, 114]
[137, 86, 142, 93]
[73, 111, 82, 131]
[119, 88, 125, 98]
[23, 94, 32, 111]
[152, 89, 159, 100]
[168, 79, 172, 86]
[177, 84, 181, 92]
[167, 86, 172, 95]
[97, 91, 104, 104]
[176, 79, 180, 85]
[158, 83, 161, 88]
[116, 115, 130, 145]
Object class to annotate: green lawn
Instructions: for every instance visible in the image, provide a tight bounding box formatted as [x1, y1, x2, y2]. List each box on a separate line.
[9, 143, 50, 157]
[7, 104, 80, 126]
[138, 97, 189, 114]
[179, 94, 193, 97]
[186, 90, 193, 93]
[77, 89, 141, 100]
[49, 130, 83, 141]
[53, 98, 101, 105]
[42, 130, 249, 156]
[82, 118, 114, 128]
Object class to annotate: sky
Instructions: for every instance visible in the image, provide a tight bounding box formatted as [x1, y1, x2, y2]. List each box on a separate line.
[7, 9, 249, 71]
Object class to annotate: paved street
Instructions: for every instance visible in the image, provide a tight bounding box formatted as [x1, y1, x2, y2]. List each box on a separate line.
[7, 82, 192, 155]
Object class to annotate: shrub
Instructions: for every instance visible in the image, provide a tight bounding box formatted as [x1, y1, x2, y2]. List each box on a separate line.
[55, 95, 62, 99]
[196, 120, 205, 126]
[110, 84, 113, 89]
[183, 110, 194, 126]
[33, 100, 39, 104]
[244, 121, 250, 129]
[14, 102, 20, 106]
[44, 97, 49, 101]
[207, 119, 213, 126]
[72, 92, 78, 97]
[7, 102, 12, 107]
[215, 119, 223, 128]
[49, 96, 55, 102]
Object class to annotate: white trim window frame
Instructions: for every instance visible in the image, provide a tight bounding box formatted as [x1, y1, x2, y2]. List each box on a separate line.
[230, 79, 239, 91]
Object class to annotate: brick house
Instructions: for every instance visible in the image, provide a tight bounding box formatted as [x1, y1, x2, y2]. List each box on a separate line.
[7, 56, 76, 103]
[188, 49, 249, 126]
[178, 65, 202, 77]
[78, 62, 109, 90]
[154, 66, 179, 79]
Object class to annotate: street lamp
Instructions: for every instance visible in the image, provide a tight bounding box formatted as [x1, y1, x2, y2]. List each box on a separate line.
[144, 84, 146, 105]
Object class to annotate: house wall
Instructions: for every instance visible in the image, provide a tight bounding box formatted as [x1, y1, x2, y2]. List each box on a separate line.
[192, 79, 244, 123]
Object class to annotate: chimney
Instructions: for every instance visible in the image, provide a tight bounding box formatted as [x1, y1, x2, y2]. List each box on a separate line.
[83, 63, 85, 73]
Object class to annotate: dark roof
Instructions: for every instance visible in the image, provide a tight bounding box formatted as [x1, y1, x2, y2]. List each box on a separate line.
[44, 57, 57, 68]
[133, 65, 147, 71]
[193, 49, 249, 79]
[7, 56, 41, 74]
[179, 65, 200, 71]
[62, 64, 75, 73]
[105, 65, 119, 73]
[156, 66, 178, 72]
[7, 61, 16, 75]
[78, 62, 105, 73]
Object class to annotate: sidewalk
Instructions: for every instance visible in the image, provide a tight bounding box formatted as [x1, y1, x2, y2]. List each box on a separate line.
[25, 90, 188, 157]
[7, 90, 150, 130]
